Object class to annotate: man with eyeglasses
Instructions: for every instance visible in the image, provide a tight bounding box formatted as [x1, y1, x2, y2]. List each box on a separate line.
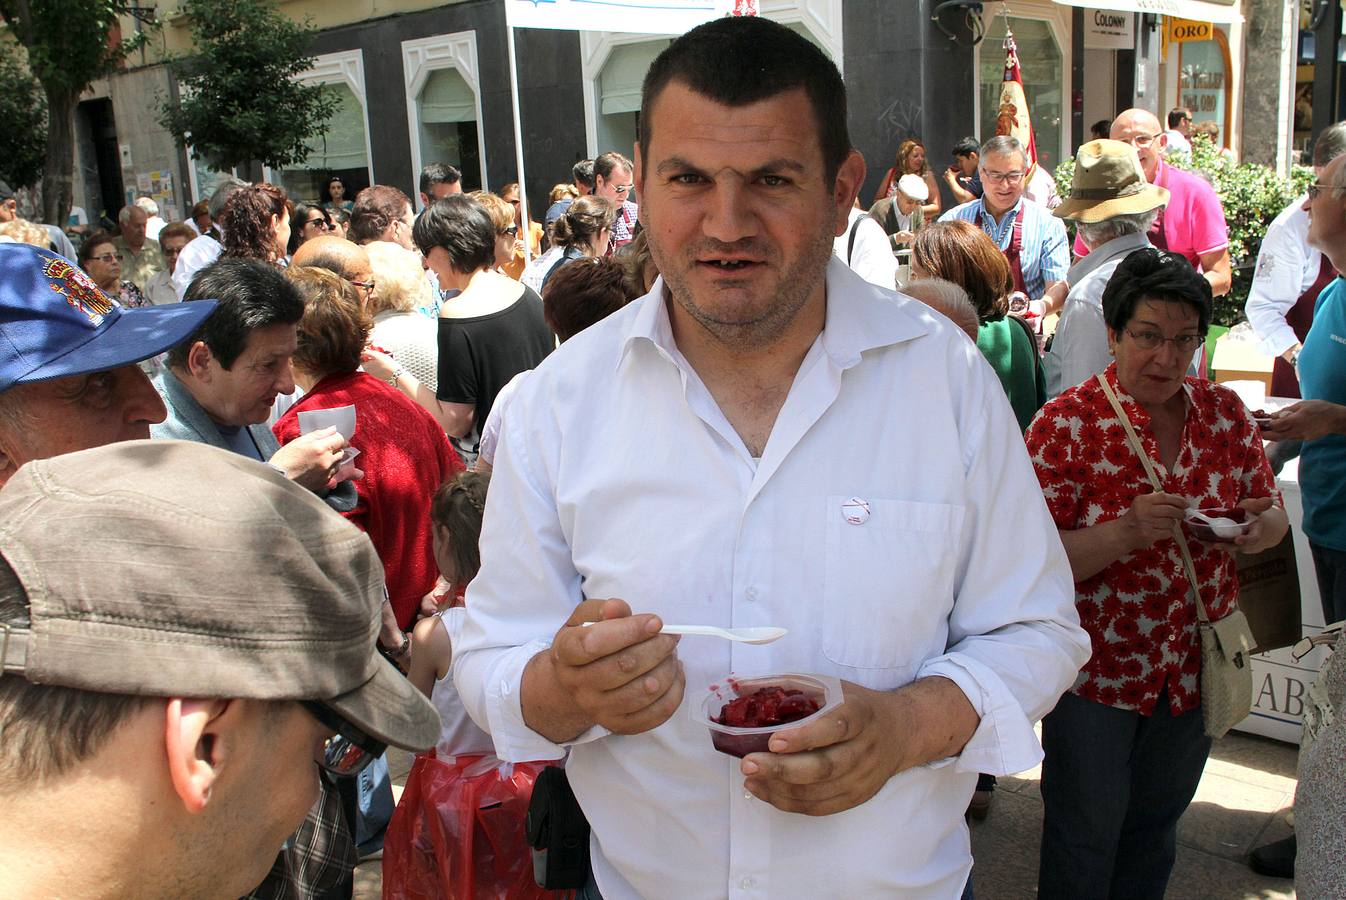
[292, 234, 377, 310]
[1074, 109, 1231, 300]
[142, 222, 197, 306]
[0, 439, 440, 900]
[349, 185, 417, 253]
[594, 150, 638, 251]
[940, 134, 1070, 316]
[1245, 121, 1346, 401]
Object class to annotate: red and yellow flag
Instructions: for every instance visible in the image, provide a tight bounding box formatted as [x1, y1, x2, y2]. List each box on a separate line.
[995, 30, 1039, 174]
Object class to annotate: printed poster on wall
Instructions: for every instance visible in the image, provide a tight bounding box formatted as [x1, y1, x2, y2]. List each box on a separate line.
[505, 0, 757, 35]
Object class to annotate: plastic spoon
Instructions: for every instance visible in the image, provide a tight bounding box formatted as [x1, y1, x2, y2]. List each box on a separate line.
[1185, 508, 1244, 539]
[581, 621, 787, 645]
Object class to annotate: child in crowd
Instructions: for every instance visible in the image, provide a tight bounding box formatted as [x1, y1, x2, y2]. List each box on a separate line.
[382, 472, 551, 899]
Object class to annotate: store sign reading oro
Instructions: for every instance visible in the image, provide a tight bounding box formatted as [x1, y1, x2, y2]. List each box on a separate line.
[1168, 17, 1213, 42]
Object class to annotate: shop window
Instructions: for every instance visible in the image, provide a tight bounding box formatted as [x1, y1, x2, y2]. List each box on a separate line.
[980, 16, 1064, 170]
[277, 83, 370, 204]
[1178, 31, 1232, 146]
[415, 69, 481, 192]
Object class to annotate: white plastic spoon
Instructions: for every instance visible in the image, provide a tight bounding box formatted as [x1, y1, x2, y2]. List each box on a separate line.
[581, 621, 787, 645]
[1185, 508, 1245, 539]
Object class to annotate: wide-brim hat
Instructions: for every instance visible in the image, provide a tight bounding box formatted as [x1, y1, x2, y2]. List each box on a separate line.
[1053, 139, 1170, 223]
[0, 243, 216, 394]
[0, 440, 441, 752]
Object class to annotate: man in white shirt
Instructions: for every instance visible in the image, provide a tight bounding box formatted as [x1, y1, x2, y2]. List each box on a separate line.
[833, 202, 897, 289]
[1163, 107, 1193, 156]
[173, 178, 246, 300]
[453, 17, 1089, 899]
[1245, 121, 1346, 399]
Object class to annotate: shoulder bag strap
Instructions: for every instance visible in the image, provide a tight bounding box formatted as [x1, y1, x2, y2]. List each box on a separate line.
[846, 215, 863, 264]
[1095, 374, 1210, 625]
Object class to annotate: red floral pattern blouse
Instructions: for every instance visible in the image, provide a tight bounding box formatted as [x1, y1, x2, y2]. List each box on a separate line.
[1025, 365, 1279, 716]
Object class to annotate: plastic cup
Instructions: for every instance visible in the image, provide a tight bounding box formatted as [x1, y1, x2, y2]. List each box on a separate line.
[697, 673, 843, 759]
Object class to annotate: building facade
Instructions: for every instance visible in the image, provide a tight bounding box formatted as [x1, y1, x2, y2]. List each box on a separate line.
[68, 0, 1287, 231]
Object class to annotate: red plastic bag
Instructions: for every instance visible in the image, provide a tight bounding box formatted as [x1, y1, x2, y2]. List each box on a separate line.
[382, 750, 554, 900]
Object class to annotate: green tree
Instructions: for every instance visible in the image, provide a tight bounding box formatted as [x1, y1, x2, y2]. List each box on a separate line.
[158, 0, 338, 174]
[0, 1, 151, 226]
[0, 44, 47, 192]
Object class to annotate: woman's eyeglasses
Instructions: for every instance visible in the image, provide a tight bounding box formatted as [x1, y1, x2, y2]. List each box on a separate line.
[305, 217, 332, 231]
[300, 701, 387, 777]
[91, 253, 124, 264]
[1124, 328, 1204, 353]
[500, 224, 519, 236]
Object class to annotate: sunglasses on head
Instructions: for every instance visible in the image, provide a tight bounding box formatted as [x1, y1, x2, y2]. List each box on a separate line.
[300, 700, 387, 777]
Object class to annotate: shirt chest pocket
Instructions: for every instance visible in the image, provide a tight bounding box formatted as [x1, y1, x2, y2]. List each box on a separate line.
[822, 496, 966, 673]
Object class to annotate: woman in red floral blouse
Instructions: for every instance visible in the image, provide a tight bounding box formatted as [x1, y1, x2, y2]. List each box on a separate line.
[1026, 249, 1289, 899]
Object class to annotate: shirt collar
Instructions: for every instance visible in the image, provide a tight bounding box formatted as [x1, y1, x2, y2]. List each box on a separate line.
[618, 258, 930, 372]
[977, 196, 1023, 228]
[1067, 231, 1150, 284]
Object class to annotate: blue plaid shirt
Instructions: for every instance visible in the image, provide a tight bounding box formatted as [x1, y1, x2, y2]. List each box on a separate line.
[939, 197, 1069, 301]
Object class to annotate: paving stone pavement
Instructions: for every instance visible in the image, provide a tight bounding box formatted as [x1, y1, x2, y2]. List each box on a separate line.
[354, 731, 1299, 898]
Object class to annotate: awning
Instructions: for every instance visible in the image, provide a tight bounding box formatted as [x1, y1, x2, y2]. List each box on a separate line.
[1051, 0, 1243, 25]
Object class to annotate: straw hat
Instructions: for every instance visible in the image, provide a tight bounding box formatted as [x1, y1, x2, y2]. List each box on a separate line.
[1053, 139, 1169, 223]
[896, 174, 930, 202]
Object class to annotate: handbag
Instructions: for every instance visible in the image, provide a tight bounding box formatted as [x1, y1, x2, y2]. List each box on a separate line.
[1096, 374, 1255, 738]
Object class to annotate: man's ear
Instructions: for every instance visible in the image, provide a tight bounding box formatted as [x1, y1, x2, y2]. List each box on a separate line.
[164, 697, 238, 814]
[185, 341, 215, 381]
[833, 149, 868, 238]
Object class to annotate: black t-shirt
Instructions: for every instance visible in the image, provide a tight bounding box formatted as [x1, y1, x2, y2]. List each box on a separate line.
[436, 286, 554, 448]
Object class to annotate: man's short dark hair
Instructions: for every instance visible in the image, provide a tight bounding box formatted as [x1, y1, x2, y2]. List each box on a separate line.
[419, 163, 463, 196]
[169, 258, 305, 370]
[1167, 107, 1191, 129]
[541, 256, 631, 342]
[639, 16, 849, 181]
[411, 195, 496, 274]
[573, 159, 595, 190]
[594, 151, 633, 182]
[952, 137, 979, 159]
[349, 185, 412, 244]
[0, 561, 150, 788]
[1101, 248, 1212, 336]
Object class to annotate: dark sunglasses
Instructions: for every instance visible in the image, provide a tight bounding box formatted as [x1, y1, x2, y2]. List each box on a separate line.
[300, 700, 387, 777]
[305, 216, 332, 230]
[500, 224, 519, 236]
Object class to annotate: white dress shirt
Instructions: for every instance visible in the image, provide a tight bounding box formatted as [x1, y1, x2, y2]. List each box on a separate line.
[1045, 232, 1149, 398]
[172, 233, 222, 300]
[834, 207, 899, 289]
[142, 270, 180, 306]
[453, 259, 1089, 899]
[1245, 195, 1323, 358]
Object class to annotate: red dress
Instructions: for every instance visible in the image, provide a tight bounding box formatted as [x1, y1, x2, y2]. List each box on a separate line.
[274, 371, 464, 628]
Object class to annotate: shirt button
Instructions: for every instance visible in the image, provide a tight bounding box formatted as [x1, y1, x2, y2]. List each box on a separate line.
[740, 876, 757, 889]
[745, 587, 758, 602]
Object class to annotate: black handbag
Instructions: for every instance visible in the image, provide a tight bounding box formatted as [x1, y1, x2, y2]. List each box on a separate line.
[525, 765, 591, 889]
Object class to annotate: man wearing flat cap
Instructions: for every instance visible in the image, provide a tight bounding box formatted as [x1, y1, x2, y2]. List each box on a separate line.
[1044, 140, 1170, 398]
[0, 440, 440, 899]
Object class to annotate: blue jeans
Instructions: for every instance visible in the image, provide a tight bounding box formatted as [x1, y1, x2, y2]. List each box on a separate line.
[1037, 690, 1210, 900]
[1310, 540, 1346, 625]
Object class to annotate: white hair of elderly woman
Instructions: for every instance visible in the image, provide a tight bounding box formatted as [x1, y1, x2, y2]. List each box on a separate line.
[903, 277, 980, 343]
[364, 241, 437, 317]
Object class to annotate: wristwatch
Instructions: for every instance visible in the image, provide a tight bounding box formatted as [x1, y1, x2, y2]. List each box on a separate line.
[386, 364, 405, 387]
[1286, 345, 1301, 371]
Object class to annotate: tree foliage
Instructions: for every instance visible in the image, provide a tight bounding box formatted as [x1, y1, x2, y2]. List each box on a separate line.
[1054, 139, 1314, 327]
[159, 0, 338, 173]
[0, 0, 152, 224]
[0, 44, 47, 190]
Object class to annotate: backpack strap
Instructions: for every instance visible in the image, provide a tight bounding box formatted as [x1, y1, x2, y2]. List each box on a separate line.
[846, 215, 863, 264]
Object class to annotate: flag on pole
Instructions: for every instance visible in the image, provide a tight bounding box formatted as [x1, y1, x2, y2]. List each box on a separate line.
[995, 29, 1039, 174]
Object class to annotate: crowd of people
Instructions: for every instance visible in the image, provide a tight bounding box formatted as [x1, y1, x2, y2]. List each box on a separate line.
[0, 13, 1344, 900]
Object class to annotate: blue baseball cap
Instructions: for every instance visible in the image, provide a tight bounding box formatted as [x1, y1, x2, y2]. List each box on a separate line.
[0, 243, 217, 394]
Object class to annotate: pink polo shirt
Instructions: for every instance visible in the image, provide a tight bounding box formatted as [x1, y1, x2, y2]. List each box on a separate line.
[1073, 160, 1228, 268]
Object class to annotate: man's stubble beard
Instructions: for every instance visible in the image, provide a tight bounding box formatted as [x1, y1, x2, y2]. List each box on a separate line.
[653, 223, 836, 352]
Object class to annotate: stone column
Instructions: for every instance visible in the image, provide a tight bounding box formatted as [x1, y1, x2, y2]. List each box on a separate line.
[1241, 0, 1299, 171]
